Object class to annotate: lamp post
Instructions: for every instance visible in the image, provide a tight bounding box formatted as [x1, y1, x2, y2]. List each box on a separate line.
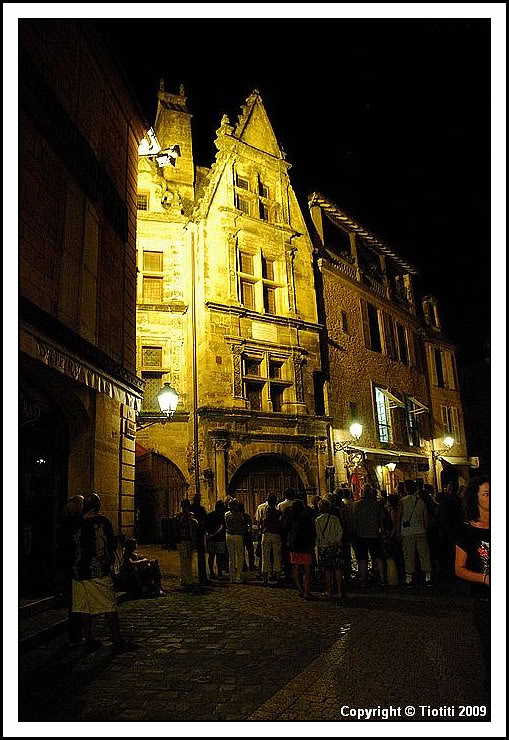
[136, 382, 179, 430]
[431, 435, 454, 492]
[386, 461, 397, 493]
[334, 423, 363, 487]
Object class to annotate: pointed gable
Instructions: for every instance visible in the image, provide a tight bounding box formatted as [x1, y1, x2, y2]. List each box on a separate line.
[234, 90, 282, 157]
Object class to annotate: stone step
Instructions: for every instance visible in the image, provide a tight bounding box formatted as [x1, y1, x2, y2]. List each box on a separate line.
[19, 592, 130, 652]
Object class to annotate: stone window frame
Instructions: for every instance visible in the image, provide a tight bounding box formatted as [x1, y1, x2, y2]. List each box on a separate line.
[441, 405, 461, 443]
[233, 169, 275, 223]
[236, 246, 285, 315]
[405, 396, 423, 448]
[142, 275, 163, 304]
[373, 385, 397, 444]
[137, 191, 150, 211]
[241, 349, 292, 413]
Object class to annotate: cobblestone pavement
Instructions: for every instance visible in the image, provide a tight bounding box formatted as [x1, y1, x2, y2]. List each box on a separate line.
[18, 546, 494, 727]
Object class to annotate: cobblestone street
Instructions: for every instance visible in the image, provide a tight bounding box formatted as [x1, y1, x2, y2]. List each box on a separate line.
[17, 546, 496, 730]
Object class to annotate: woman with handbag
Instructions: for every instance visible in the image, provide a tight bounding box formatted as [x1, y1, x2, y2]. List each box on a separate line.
[315, 498, 345, 599]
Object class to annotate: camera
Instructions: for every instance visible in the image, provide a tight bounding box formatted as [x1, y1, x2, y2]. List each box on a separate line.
[402, 520, 410, 528]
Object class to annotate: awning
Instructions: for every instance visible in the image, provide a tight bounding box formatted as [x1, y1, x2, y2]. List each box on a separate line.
[407, 397, 429, 415]
[346, 446, 428, 464]
[440, 456, 471, 466]
[347, 446, 400, 462]
[378, 388, 405, 408]
[396, 450, 429, 462]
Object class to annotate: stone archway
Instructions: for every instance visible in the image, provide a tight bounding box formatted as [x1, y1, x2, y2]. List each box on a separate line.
[228, 454, 307, 520]
[135, 451, 188, 543]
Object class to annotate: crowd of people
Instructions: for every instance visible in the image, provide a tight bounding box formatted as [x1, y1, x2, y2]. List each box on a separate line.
[61, 477, 489, 685]
[171, 479, 476, 596]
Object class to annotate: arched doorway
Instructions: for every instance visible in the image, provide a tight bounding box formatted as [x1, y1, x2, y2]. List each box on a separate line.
[20, 381, 69, 597]
[228, 454, 306, 519]
[135, 451, 188, 543]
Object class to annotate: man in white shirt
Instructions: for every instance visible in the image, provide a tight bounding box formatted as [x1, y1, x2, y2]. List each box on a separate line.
[396, 479, 432, 587]
[277, 488, 296, 513]
[277, 488, 296, 582]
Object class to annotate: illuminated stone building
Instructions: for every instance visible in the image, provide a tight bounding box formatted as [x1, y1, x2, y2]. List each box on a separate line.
[135, 86, 330, 532]
[308, 193, 468, 496]
[19, 20, 146, 595]
[135, 84, 471, 535]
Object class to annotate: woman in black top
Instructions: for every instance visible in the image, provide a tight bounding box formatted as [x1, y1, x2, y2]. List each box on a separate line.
[455, 476, 490, 690]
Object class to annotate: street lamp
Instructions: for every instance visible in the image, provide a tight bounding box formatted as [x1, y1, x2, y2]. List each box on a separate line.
[333, 422, 363, 492]
[334, 422, 363, 453]
[136, 382, 179, 430]
[432, 435, 454, 492]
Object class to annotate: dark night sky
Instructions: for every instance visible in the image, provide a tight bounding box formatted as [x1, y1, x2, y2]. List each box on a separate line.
[98, 18, 490, 366]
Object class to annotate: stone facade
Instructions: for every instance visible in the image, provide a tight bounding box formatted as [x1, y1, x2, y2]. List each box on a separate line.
[19, 20, 145, 595]
[135, 86, 470, 531]
[135, 87, 329, 522]
[421, 297, 469, 489]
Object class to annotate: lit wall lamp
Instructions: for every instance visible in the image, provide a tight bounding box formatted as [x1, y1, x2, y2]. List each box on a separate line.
[138, 127, 181, 167]
[136, 382, 179, 430]
[334, 422, 363, 453]
[432, 435, 454, 491]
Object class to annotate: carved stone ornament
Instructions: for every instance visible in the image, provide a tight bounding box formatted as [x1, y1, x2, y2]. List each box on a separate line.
[227, 231, 239, 299]
[231, 344, 244, 398]
[285, 247, 297, 313]
[292, 355, 305, 403]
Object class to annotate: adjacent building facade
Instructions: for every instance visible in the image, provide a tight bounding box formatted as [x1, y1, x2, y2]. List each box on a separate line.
[19, 20, 146, 595]
[308, 193, 469, 496]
